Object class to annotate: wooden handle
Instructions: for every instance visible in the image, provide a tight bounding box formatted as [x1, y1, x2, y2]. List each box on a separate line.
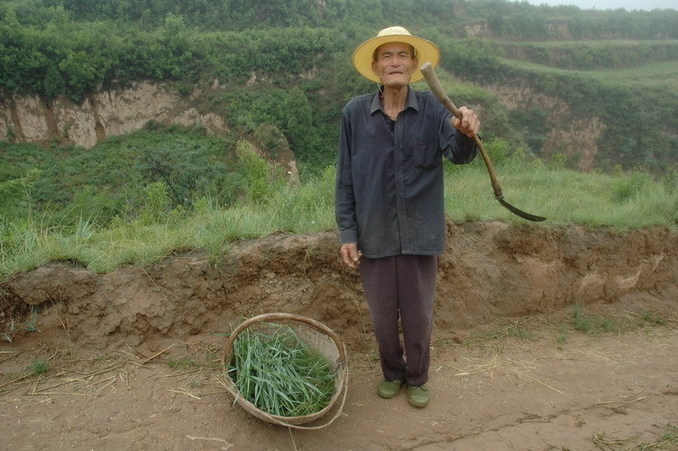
[420, 62, 504, 200]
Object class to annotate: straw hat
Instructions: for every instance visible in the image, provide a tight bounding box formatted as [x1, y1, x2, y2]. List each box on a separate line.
[352, 26, 440, 83]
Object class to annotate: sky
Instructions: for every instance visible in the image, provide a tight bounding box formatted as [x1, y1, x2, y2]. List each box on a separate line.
[508, 0, 677, 11]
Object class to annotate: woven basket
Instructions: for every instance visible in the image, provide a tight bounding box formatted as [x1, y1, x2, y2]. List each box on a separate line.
[222, 313, 348, 429]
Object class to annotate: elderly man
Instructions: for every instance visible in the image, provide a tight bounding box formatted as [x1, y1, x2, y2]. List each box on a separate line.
[335, 26, 480, 408]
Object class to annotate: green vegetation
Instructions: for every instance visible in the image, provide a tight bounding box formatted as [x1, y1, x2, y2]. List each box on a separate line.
[29, 359, 50, 377]
[571, 304, 629, 335]
[2, 0, 678, 173]
[641, 425, 678, 450]
[569, 305, 672, 336]
[1, 0, 677, 280]
[494, 40, 678, 71]
[1, 128, 676, 280]
[444, 45, 678, 172]
[229, 323, 336, 417]
[462, 306, 673, 351]
[1, 358, 52, 388]
[463, 319, 535, 347]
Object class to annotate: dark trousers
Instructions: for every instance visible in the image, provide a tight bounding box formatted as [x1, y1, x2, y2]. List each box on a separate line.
[359, 254, 438, 386]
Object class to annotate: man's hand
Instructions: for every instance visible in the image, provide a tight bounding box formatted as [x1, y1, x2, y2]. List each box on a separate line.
[451, 106, 480, 138]
[339, 242, 362, 269]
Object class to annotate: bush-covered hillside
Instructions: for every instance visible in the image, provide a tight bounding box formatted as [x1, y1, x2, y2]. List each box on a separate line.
[1, 0, 677, 173]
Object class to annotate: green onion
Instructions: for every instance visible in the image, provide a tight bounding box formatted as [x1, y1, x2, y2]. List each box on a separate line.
[228, 323, 336, 417]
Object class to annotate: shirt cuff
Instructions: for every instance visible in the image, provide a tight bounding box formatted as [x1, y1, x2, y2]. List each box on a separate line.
[339, 228, 358, 244]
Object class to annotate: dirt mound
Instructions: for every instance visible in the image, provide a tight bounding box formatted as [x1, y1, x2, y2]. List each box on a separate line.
[2, 221, 675, 349]
[1, 221, 677, 449]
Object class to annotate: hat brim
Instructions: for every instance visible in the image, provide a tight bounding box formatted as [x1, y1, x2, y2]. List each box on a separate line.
[352, 34, 440, 83]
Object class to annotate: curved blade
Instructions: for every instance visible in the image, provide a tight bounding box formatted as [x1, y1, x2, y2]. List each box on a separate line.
[420, 62, 547, 222]
[498, 197, 547, 222]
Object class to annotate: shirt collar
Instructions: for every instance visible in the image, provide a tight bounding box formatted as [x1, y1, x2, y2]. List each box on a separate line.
[369, 86, 419, 115]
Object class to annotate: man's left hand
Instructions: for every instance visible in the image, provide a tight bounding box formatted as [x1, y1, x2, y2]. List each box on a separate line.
[451, 106, 480, 138]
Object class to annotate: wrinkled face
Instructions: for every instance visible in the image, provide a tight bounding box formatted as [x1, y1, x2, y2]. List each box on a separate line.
[371, 42, 417, 88]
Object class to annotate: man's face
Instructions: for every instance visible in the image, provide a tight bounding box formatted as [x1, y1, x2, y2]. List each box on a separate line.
[371, 42, 417, 88]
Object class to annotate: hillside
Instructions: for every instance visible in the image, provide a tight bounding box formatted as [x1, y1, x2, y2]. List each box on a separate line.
[1, 0, 678, 174]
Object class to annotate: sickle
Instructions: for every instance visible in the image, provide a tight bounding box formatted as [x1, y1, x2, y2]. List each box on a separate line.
[420, 62, 547, 222]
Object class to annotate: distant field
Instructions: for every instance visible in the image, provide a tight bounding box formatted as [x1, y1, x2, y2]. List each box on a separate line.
[511, 39, 678, 50]
[584, 61, 678, 90]
[495, 39, 678, 90]
[499, 57, 678, 92]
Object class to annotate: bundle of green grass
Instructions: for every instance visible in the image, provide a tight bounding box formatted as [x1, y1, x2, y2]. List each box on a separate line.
[228, 323, 337, 418]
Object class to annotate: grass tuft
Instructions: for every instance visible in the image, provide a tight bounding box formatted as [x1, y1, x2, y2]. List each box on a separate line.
[29, 359, 50, 377]
[462, 307, 672, 351]
[571, 305, 635, 335]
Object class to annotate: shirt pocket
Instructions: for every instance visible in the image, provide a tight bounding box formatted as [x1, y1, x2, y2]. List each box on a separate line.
[410, 140, 442, 170]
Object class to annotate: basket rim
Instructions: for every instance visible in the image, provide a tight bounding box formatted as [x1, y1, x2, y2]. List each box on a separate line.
[221, 313, 348, 429]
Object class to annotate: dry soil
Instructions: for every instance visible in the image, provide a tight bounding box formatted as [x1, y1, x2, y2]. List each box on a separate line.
[1, 221, 677, 450]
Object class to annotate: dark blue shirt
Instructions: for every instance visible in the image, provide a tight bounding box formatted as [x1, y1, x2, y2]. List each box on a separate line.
[335, 87, 478, 258]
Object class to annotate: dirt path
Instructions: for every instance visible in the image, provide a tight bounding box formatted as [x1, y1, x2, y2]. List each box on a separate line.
[1, 221, 677, 450]
[1, 313, 676, 450]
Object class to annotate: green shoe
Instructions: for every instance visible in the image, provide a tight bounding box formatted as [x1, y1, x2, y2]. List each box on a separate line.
[407, 384, 430, 408]
[377, 379, 403, 399]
